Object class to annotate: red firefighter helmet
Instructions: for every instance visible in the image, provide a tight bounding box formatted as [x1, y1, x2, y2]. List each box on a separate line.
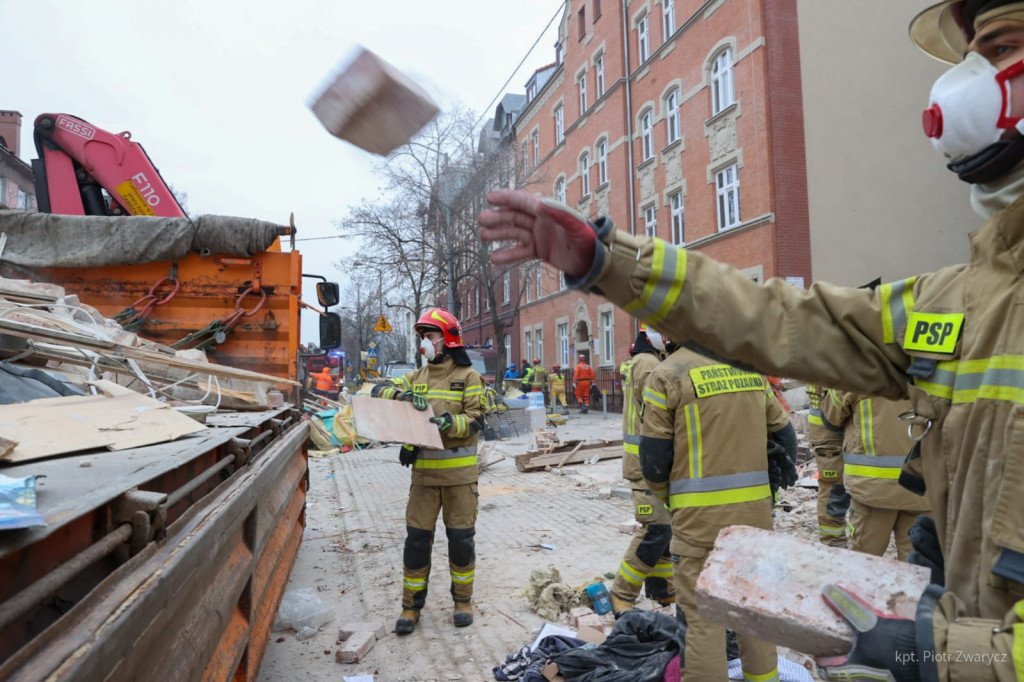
[553, 364, 561, 371]
[414, 308, 463, 348]
[533, 358, 541, 364]
[578, 354, 586, 362]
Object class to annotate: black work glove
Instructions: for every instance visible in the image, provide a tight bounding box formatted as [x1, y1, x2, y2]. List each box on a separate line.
[429, 413, 454, 432]
[908, 514, 944, 587]
[816, 584, 919, 682]
[401, 390, 428, 411]
[767, 440, 798, 495]
[399, 444, 420, 467]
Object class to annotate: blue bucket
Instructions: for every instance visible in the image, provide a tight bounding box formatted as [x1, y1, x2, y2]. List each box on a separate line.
[585, 583, 612, 615]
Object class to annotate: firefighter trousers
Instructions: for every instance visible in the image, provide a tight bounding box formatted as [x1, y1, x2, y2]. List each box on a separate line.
[575, 382, 591, 406]
[611, 488, 673, 603]
[847, 498, 917, 561]
[401, 482, 478, 610]
[815, 453, 849, 547]
[551, 389, 567, 408]
[674, 541, 778, 681]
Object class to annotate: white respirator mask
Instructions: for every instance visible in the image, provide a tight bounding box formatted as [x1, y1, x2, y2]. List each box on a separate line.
[419, 337, 437, 362]
[645, 329, 667, 352]
[923, 51, 1024, 164]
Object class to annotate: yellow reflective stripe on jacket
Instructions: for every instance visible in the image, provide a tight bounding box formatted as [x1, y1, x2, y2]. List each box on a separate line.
[644, 387, 669, 411]
[844, 453, 905, 480]
[428, 389, 463, 400]
[808, 405, 824, 426]
[879, 277, 917, 344]
[413, 446, 478, 470]
[450, 568, 474, 584]
[913, 355, 1024, 406]
[859, 399, 876, 455]
[618, 561, 645, 585]
[394, 375, 412, 392]
[404, 576, 427, 592]
[623, 238, 687, 325]
[684, 403, 702, 479]
[668, 471, 771, 509]
[465, 385, 484, 397]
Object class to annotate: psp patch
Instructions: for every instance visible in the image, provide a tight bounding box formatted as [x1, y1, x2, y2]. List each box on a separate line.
[903, 312, 963, 354]
[637, 504, 654, 515]
[413, 383, 428, 394]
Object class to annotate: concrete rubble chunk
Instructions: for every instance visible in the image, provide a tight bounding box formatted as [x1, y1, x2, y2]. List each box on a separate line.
[568, 606, 594, 628]
[336, 630, 376, 663]
[337, 619, 387, 643]
[617, 520, 640, 534]
[695, 525, 931, 657]
[311, 47, 439, 157]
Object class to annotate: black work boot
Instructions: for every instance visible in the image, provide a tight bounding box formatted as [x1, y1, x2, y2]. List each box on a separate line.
[395, 608, 420, 635]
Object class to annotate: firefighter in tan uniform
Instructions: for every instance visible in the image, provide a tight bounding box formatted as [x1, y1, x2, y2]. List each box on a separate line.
[806, 384, 850, 547]
[548, 365, 568, 411]
[480, 12, 1024, 668]
[608, 327, 674, 616]
[371, 308, 485, 635]
[639, 348, 798, 681]
[821, 392, 931, 559]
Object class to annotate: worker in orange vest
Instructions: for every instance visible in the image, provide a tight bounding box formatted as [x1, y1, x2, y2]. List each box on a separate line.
[314, 366, 335, 398]
[573, 354, 595, 414]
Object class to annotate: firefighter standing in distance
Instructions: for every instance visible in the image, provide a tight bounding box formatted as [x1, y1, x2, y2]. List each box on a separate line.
[478, 3, 1024, 674]
[640, 348, 797, 681]
[548, 364, 568, 411]
[609, 326, 675, 616]
[806, 384, 850, 547]
[521, 358, 547, 395]
[820, 391, 931, 559]
[370, 308, 485, 635]
[573, 354, 595, 413]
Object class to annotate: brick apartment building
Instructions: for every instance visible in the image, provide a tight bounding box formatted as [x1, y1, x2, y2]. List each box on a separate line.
[0, 111, 36, 212]
[459, 0, 975, 403]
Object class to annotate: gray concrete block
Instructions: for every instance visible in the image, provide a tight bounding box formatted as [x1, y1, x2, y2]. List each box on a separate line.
[695, 525, 931, 657]
[336, 630, 376, 663]
[337, 619, 387, 643]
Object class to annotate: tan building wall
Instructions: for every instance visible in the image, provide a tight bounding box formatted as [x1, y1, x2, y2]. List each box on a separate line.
[797, 0, 977, 287]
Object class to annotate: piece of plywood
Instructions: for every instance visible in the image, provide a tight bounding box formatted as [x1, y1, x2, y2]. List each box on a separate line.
[0, 388, 206, 462]
[695, 525, 931, 656]
[350, 395, 443, 449]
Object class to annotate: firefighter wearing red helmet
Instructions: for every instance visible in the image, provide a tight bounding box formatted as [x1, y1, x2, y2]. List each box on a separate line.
[520, 357, 547, 395]
[371, 307, 485, 635]
[478, 1, 1024, 676]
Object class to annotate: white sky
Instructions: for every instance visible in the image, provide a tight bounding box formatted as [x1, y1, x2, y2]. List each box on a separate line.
[3, 0, 563, 343]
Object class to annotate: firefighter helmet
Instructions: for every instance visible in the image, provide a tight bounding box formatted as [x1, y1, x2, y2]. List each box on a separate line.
[910, 0, 1023, 64]
[533, 358, 541, 364]
[553, 364, 561, 371]
[414, 308, 463, 348]
[578, 354, 586, 361]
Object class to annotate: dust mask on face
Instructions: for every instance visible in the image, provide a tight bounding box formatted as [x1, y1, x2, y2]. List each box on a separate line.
[923, 51, 1024, 164]
[646, 330, 666, 351]
[419, 337, 437, 362]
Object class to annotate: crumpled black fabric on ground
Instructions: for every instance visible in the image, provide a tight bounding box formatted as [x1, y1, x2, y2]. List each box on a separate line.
[550, 610, 686, 682]
[493, 634, 585, 681]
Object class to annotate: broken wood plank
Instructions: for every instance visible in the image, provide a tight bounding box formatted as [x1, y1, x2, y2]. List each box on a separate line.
[555, 440, 586, 470]
[350, 395, 443, 449]
[695, 525, 931, 657]
[480, 455, 505, 471]
[0, 388, 206, 462]
[514, 440, 623, 472]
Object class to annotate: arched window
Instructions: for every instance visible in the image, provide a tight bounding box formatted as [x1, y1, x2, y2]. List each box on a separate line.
[711, 48, 735, 115]
[555, 177, 566, 205]
[665, 89, 680, 144]
[597, 139, 608, 185]
[640, 110, 654, 161]
[580, 152, 591, 197]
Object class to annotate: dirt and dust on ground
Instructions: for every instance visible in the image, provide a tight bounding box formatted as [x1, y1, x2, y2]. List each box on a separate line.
[258, 406, 861, 682]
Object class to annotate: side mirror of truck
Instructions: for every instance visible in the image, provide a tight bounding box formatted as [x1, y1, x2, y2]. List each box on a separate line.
[320, 312, 342, 350]
[316, 282, 340, 308]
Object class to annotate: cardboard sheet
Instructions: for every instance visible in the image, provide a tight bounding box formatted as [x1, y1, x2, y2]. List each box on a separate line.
[350, 395, 443, 449]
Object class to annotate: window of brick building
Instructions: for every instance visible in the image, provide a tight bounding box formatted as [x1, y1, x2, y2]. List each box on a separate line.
[670, 192, 685, 244]
[535, 266, 543, 300]
[555, 177, 566, 204]
[578, 71, 588, 114]
[711, 49, 735, 115]
[578, 7, 586, 39]
[600, 311, 614, 366]
[580, 152, 590, 197]
[533, 131, 540, 167]
[503, 271, 511, 303]
[597, 139, 608, 185]
[640, 110, 653, 161]
[555, 105, 564, 144]
[716, 164, 741, 230]
[594, 0, 601, 19]
[558, 323, 569, 366]
[666, 89, 680, 145]
[596, 55, 605, 97]
[644, 205, 657, 238]
[637, 15, 650, 63]
[663, 0, 675, 41]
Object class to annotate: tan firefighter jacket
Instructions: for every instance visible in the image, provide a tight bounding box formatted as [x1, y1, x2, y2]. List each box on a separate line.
[568, 199, 1024, 680]
[548, 372, 566, 394]
[639, 346, 789, 551]
[821, 392, 931, 512]
[381, 356, 484, 487]
[620, 351, 662, 483]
